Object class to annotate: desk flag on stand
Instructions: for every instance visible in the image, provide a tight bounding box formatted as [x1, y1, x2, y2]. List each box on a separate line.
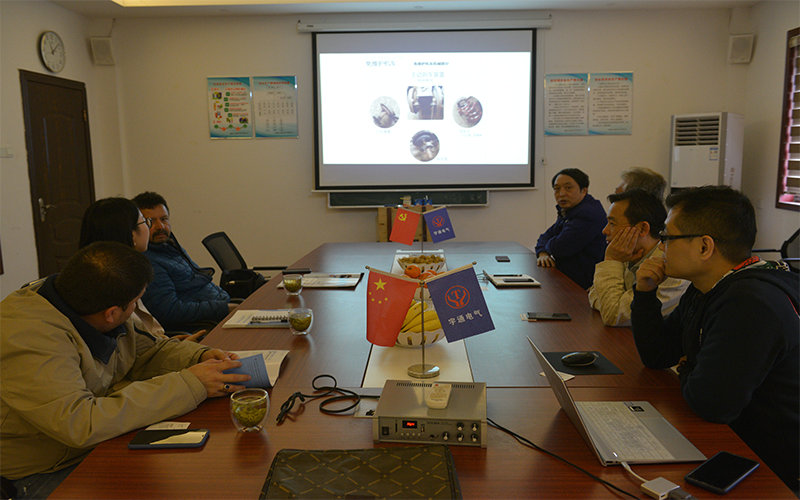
[423, 206, 455, 243]
[389, 208, 421, 246]
[425, 265, 494, 342]
[366, 268, 419, 346]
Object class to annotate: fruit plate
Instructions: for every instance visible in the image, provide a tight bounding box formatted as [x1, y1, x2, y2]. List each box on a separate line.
[390, 250, 446, 275]
[395, 328, 445, 348]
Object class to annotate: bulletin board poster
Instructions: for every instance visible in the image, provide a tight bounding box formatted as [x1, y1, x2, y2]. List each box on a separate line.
[544, 73, 588, 136]
[208, 77, 253, 139]
[589, 72, 633, 135]
[253, 76, 298, 138]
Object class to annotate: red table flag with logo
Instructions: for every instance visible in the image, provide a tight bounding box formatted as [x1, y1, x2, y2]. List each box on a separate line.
[389, 208, 421, 246]
[366, 268, 419, 346]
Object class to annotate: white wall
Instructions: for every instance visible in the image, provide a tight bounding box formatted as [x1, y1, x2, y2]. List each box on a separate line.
[744, 1, 800, 249]
[0, 0, 124, 296]
[2, 1, 797, 299]
[109, 7, 746, 272]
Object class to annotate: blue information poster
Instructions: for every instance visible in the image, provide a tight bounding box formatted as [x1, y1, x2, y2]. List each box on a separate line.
[253, 76, 298, 138]
[208, 77, 253, 139]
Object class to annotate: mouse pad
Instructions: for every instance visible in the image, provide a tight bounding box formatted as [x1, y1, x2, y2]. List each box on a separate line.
[542, 351, 622, 375]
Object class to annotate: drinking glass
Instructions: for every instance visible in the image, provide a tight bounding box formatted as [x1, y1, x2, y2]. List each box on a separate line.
[288, 308, 313, 336]
[283, 274, 302, 295]
[230, 388, 269, 432]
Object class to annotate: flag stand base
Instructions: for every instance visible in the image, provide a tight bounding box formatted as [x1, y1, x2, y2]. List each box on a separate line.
[407, 363, 440, 378]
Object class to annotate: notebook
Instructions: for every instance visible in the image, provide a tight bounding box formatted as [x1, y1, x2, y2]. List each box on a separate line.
[527, 337, 706, 465]
[223, 309, 289, 328]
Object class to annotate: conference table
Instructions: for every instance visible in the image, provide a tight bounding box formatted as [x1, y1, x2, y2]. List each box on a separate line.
[52, 242, 793, 498]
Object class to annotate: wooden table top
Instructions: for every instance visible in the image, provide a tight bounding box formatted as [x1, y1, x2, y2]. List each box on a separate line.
[51, 242, 794, 498]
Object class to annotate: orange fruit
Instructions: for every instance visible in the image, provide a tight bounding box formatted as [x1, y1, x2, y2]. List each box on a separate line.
[404, 264, 421, 278]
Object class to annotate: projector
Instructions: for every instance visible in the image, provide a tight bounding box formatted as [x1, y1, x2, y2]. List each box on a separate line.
[373, 380, 487, 447]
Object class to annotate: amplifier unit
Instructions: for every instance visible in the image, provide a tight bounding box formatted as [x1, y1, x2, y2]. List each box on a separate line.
[373, 380, 486, 447]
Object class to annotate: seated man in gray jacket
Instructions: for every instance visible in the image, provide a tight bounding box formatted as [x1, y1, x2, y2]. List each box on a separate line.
[0, 242, 249, 498]
[588, 189, 688, 326]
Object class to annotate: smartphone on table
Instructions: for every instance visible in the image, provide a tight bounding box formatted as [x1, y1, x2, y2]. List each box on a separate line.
[684, 451, 759, 494]
[527, 312, 571, 321]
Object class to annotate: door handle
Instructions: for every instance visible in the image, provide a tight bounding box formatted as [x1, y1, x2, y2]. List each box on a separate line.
[38, 198, 55, 222]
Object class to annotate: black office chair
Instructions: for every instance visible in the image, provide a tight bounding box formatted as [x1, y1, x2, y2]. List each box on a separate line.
[753, 228, 800, 273]
[201, 231, 286, 299]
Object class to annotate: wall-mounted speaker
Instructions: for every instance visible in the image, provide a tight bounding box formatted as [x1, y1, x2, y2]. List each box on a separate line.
[728, 34, 754, 64]
[89, 37, 115, 66]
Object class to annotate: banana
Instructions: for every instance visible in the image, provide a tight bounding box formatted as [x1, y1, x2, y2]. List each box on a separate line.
[403, 309, 437, 331]
[401, 301, 426, 327]
[403, 309, 440, 332]
[407, 317, 442, 333]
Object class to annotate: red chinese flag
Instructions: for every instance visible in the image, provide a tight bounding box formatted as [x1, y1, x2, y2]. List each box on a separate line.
[366, 269, 419, 346]
[389, 208, 421, 246]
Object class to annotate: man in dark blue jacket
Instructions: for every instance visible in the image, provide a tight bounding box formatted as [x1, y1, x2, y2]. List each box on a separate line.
[631, 186, 799, 493]
[133, 192, 233, 331]
[535, 168, 606, 289]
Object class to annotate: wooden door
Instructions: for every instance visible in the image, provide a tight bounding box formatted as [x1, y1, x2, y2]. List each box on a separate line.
[20, 70, 95, 277]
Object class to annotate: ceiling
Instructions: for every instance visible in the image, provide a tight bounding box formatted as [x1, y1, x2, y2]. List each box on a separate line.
[51, 0, 761, 18]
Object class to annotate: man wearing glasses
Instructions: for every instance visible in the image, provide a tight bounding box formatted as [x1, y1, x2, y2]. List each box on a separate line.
[133, 192, 235, 332]
[631, 186, 799, 493]
[588, 189, 688, 326]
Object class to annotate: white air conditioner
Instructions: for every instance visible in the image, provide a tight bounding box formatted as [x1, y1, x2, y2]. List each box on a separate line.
[669, 112, 744, 191]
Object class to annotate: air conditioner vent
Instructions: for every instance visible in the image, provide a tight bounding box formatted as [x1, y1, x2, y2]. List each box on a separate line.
[673, 116, 721, 146]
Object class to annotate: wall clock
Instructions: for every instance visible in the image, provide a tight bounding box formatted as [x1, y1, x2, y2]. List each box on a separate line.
[39, 31, 65, 73]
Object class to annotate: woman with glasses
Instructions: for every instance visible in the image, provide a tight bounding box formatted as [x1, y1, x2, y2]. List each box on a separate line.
[79, 198, 204, 342]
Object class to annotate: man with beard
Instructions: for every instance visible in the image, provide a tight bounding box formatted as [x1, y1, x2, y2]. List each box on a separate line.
[133, 192, 234, 331]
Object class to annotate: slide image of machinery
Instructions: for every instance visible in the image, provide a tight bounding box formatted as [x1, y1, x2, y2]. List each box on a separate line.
[453, 96, 483, 128]
[407, 86, 444, 120]
[410, 130, 440, 162]
[371, 97, 400, 129]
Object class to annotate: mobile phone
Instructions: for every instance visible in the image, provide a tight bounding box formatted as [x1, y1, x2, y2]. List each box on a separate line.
[684, 451, 759, 494]
[283, 268, 311, 275]
[527, 312, 571, 321]
[128, 429, 209, 449]
[495, 255, 511, 262]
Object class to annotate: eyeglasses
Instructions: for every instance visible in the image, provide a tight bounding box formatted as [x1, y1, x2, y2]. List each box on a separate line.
[135, 218, 152, 229]
[658, 230, 705, 243]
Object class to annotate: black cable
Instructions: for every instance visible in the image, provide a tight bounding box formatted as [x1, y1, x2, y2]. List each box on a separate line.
[276, 374, 379, 425]
[487, 417, 639, 499]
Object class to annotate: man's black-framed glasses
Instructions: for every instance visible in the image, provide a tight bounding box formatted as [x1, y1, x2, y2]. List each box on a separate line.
[657, 230, 705, 243]
[136, 218, 152, 229]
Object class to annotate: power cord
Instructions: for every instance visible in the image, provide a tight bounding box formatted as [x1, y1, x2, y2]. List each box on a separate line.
[276, 374, 379, 425]
[487, 417, 639, 499]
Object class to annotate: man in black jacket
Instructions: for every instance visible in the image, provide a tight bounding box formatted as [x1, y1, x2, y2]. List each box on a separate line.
[631, 186, 799, 493]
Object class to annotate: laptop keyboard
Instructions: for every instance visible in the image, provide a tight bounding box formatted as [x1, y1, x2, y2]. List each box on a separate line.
[576, 401, 673, 461]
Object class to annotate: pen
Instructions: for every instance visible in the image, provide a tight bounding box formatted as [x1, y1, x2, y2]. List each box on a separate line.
[492, 274, 523, 277]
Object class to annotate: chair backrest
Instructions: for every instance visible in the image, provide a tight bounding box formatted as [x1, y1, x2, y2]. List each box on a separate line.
[781, 228, 800, 272]
[202, 232, 247, 272]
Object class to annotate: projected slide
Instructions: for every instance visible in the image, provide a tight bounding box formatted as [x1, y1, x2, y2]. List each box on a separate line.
[319, 51, 531, 165]
[314, 29, 535, 189]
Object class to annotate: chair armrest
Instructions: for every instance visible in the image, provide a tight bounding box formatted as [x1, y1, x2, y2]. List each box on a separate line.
[198, 267, 215, 277]
[253, 266, 287, 271]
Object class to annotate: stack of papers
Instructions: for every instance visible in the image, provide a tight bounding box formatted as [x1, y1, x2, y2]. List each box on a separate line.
[223, 309, 289, 328]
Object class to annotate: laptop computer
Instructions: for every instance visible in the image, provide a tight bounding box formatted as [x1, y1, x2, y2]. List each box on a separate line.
[528, 337, 706, 465]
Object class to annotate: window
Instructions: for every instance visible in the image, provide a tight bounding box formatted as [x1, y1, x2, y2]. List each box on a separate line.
[776, 27, 800, 211]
